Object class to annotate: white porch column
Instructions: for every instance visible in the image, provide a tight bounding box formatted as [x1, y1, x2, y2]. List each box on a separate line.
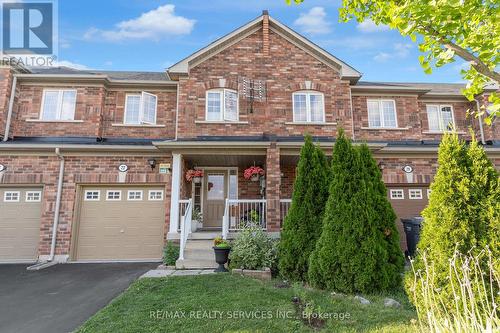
[169, 153, 182, 234]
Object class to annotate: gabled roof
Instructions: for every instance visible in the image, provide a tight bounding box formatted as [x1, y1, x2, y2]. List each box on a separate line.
[167, 12, 362, 82]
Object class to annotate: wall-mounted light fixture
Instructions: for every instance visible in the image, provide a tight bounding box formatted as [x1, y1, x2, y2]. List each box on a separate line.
[148, 158, 157, 170]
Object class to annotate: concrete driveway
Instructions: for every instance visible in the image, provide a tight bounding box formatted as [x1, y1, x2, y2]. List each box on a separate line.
[0, 262, 157, 333]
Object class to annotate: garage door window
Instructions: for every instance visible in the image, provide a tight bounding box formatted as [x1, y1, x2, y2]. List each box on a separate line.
[85, 191, 100, 201]
[106, 191, 121, 201]
[26, 191, 42, 202]
[149, 190, 163, 201]
[390, 189, 404, 200]
[409, 189, 423, 200]
[4, 191, 20, 202]
[128, 190, 143, 201]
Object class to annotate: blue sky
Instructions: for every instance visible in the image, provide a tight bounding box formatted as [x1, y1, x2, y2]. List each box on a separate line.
[56, 0, 467, 83]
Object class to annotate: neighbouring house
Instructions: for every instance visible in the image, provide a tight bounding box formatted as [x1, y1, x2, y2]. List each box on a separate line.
[0, 11, 498, 268]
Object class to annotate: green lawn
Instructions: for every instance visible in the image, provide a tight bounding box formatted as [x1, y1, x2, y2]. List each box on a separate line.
[77, 274, 418, 333]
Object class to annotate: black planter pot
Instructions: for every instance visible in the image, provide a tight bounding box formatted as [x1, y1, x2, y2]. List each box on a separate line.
[213, 247, 231, 272]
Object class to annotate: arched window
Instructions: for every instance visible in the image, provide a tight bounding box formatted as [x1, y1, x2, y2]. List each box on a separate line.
[205, 89, 239, 121]
[292, 91, 325, 123]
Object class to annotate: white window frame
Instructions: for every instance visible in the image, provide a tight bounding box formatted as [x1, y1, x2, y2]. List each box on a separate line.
[4, 191, 20, 202]
[367, 99, 398, 128]
[426, 104, 455, 132]
[40, 89, 77, 121]
[292, 91, 325, 123]
[106, 190, 122, 201]
[84, 190, 100, 201]
[427, 189, 432, 199]
[148, 190, 164, 201]
[205, 89, 239, 122]
[409, 189, 423, 200]
[127, 190, 143, 201]
[25, 191, 42, 202]
[124, 92, 158, 125]
[390, 189, 405, 200]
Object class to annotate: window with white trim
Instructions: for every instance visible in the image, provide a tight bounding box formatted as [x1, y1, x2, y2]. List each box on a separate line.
[367, 99, 398, 128]
[205, 89, 238, 121]
[148, 190, 164, 201]
[292, 91, 325, 123]
[85, 191, 100, 201]
[26, 191, 41, 202]
[106, 190, 121, 201]
[409, 189, 423, 200]
[390, 189, 404, 200]
[426, 105, 454, 131]
[41, 90, 77, 121]
[128, 190, 143, 201]
[124, 92, 158, 125]
[427, 189, 432, 199]
[4, 191, 20, 202]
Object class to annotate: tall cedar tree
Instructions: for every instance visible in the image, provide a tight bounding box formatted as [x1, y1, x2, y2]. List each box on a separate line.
[308, 131, 404, 293]
[278, 135, 330, 281]
[407, 133, 500, 308]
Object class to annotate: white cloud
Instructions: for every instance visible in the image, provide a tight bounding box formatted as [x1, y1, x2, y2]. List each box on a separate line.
[294, 7, 331, 35]
[357, 19, 389, 33]
[373, 43, 412, 62]
[84, 4, 195, 42]
[54, 60, 90, 70]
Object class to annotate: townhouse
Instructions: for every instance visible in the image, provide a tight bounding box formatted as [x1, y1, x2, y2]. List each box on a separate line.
[0, 11, 498, 266]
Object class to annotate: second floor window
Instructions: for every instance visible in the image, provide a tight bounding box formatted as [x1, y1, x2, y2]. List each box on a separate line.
[293, 91, 325, 123]
[124, 92, 158, 125]
[41, 90, 77, 121]
[367, 99, 397, 128]
[206, 89, 238, 121]
[426, 105, 454, 131]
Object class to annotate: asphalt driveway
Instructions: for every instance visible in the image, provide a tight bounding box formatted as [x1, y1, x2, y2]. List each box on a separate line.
[0, 262, 157, 333]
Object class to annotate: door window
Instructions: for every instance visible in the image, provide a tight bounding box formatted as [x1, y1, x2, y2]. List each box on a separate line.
[207, 174, 225, 200]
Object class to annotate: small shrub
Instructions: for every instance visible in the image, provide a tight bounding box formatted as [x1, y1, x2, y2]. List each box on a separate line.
[163, 241, 179, 266]
[229, 224, 278, 271]
[408, 249, 500, 332]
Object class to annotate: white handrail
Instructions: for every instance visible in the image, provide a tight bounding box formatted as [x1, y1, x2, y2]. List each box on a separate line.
[179, 199, 193, 261]
[222, 199, 229, 240]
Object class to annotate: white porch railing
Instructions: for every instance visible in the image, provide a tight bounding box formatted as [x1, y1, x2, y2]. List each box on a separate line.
[280, 199, 292, 226]
[178, 199, 190, 231]
[179, 199, 193, 261]
[222, 199, 266, 239]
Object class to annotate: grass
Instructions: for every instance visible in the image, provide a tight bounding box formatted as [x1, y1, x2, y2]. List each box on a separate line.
[77, 274, 418, 333]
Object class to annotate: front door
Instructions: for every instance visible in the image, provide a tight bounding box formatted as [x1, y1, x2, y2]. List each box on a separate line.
[203, 171, 227, 228]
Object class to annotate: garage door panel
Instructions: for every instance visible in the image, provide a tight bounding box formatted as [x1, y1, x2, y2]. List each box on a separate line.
[76, 186, 165, 260]
[0, 188, 42, 261]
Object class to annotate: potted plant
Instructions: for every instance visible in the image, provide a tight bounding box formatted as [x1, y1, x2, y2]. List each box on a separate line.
[186, 169, 204, 183]
[191, 208, 203, 232]
[213, 236, 231, 273]
[244, 166, 265, 182]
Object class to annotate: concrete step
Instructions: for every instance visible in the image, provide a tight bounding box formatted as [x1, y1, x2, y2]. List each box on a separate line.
[183, 249, 215, 260]
[185, 240, 213, 250]
[176, 258, 218, 269]
[188, 232, 221, 240]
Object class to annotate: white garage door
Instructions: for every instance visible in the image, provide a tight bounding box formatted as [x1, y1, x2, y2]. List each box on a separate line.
[74, 186, 166, 261]
[0, 187, 42, 262]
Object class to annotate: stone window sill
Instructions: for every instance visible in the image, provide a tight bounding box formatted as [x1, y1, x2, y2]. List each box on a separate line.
[194, 120, 249, 124]
[26, 119, 84, 123]
[360, 127, 410, 131]
[422, 130, 466, 134]
[111, 123, 165, 128]
[285, 122, 337, 126]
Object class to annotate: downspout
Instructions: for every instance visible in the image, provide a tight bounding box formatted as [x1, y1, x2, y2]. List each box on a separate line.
[3, 75, 17, 142]
[348, 86, 355, 141]
[475, 99, 486, 144]
[175, 81, 180, 141]
[49, 148, 65, 262]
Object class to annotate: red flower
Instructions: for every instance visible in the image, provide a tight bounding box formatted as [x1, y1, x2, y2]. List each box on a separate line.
[244, 166, 265, 180]
[186, 169, 204, 182]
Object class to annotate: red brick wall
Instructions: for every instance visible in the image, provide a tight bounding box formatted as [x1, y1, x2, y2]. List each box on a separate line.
[177, 28, 352, 139]
[0, 153, 171, 257]
[280, 164, 295, 199]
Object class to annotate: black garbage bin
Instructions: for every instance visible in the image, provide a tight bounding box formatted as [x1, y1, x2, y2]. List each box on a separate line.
[402, 217, 423, 258]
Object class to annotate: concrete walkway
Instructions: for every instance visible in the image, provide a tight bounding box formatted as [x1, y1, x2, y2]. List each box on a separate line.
[140, 269, 217, 278]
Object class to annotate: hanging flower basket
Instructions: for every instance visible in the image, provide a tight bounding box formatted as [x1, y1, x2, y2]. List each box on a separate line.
[244, 166, 265, 182]
[186, 169, 204, 183]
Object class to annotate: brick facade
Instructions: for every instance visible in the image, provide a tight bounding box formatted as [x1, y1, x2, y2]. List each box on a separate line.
[0, 14, 498, 261]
